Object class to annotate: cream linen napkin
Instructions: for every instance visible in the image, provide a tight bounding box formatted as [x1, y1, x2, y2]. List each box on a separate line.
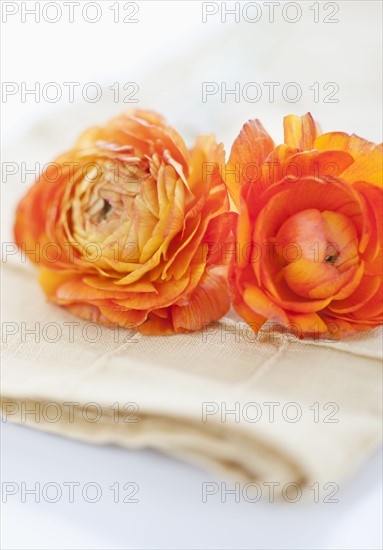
[1, 259, 382, 486]
[2, 163, 382, 489]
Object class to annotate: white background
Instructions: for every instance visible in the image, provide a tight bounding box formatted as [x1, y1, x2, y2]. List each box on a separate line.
[1, 1, 382, 548]
[1, 422, 382, 550]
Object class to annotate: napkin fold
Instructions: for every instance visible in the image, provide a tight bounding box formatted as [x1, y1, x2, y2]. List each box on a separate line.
[1, 262, 382, 487]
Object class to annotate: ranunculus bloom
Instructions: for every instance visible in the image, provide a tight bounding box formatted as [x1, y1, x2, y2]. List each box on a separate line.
[14, 110, 231, 334]
[226, 113, 382, 338]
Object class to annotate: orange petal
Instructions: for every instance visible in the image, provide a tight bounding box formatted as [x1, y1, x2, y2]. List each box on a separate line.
[98, 306, 148, 328]
[83, 276, 157, 293]
[354, 182, 383, 268]
[276, 208, 327, 262]
[285, 312, 329, 337]
[328, 275, 381, 314]
[226, 119, 275, 210]
[255, 177, 366, 244]
[138, 312, 179, 335]
[243, 286, 289, 325]
[203, 211, 235, 268]
[233, 299, 266, 334]
[188, 134, 225, 199]
[331, 262, 364, 300]
[320, 210, 359, 271]
[320, 317, 374, 338]
[282, 258, 345, 299]
[236, 202, 253, 269]
[258, 144, 298, 189]
[64, 303, 114, 326]
[115, 275, 192, 310]
[105, 110, 191, 175]
[54, 277, 131, 302]
[172, 272, 230, 331]
[314, 132, 383, 188]
[283, 113, 321, 151]
[14, 161, 69, 266]
[39, 268, 82, 298]
[265, 275, 332, 313]
[286, 149, 354, 180]
[345, 282, 383, 321]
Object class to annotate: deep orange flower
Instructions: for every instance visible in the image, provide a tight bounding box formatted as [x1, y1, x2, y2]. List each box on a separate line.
[14, 110, 231, 334]
[226, 113, 383, 338]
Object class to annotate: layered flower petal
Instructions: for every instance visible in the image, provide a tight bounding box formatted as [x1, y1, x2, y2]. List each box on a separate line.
[225, 119, 275, 210]
[283, 113, 321, 150]
[228, 113, 383, 339]
[314, 132, 383, 188]
[15, 110, 232, 334]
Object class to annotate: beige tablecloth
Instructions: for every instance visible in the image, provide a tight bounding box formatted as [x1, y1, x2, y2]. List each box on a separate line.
[1, 258, 382, 486]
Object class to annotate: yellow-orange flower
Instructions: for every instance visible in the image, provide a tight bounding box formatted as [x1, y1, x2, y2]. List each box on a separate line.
[14, 110, 231, 334]
[226, 113, 383, 338]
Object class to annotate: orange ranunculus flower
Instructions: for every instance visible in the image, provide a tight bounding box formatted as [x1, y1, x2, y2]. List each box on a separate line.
[226, 113, 383, 338]
[14, 110, 231, 334]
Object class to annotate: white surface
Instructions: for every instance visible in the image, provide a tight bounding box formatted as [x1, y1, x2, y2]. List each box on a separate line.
[1, 422, 382, 550]
[1, 1, 382, 548]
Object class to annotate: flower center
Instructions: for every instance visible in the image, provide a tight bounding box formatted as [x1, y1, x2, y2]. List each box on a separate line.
[324, 251, 340, 264]
[275, 208, 359, 299]
[88, 198, 113, 224]
[69, 156, 159, 266]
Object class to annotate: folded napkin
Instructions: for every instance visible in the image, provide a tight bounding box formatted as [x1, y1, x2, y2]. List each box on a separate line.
[1, 261, 382, 487]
